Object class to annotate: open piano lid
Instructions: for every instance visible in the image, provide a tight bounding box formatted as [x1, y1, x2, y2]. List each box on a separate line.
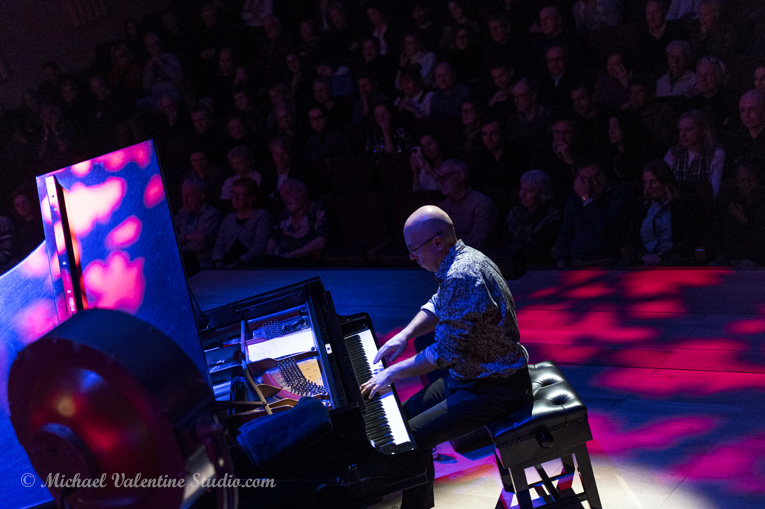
[0, 140, 206, 508]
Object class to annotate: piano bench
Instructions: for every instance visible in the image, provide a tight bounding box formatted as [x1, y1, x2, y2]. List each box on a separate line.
[488, 361, 601, 509]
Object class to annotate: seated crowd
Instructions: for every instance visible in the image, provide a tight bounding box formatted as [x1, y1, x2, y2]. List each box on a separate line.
[0, 0, 764, 276]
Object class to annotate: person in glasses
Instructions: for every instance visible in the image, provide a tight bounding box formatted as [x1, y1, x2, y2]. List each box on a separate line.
[434, 159, 497, 251]
[361, 205, 531, 509]
[556, 158, 635, 268]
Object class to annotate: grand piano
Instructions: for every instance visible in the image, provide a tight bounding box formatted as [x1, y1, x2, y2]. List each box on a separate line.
[0, 141, 426, 508]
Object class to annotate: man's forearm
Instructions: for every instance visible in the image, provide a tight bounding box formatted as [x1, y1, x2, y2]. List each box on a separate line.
[390, 351, 437, 381]
[400, 309, 438, 341]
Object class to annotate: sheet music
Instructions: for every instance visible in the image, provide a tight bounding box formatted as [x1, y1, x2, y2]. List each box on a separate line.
[247, 329, 316, 361]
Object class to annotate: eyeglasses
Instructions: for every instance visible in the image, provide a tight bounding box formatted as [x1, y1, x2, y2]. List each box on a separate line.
[435, 171, 458, 184]
[408, 230, 442, 256]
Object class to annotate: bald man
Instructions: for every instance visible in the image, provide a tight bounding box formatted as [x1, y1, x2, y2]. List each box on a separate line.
[361, 205, 531, 509]
[725, 90, 765, 168]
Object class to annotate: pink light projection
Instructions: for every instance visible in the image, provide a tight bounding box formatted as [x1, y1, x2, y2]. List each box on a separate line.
[597, 368, 765, 397]
[82, 252, 146, 314]
[143, 173, 165, 208]
[20, 244, 52, 279]
[726, 318, 765, 336]
[588, 412, 720, 455]
[13, 300, 59, 347]
[518, 305, 659, 345]
[95, 143, 153, 172]
[680, 431, 765, 494]
[66, 178, 127, 237]
[621, 269, 731, 300]
[71, 160, 93, 177]
[105, 216, 142, 249]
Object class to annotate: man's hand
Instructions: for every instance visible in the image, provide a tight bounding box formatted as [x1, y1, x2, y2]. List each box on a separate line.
[374, 331, 408, 364]
[641, 253, 662, 266]
[573, 175, 589, 202]
[360, 367, 395, 399]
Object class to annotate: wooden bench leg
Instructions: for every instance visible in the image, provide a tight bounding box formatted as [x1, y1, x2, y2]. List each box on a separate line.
[574, 443, 602, 509]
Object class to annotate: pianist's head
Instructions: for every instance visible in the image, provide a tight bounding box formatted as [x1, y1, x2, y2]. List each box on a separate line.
[404, 206, 457, 272]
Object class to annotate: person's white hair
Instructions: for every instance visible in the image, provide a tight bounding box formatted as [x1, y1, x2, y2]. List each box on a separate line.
[520, 170, 554, 204]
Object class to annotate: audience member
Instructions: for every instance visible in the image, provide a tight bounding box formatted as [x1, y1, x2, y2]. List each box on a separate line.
[754, 66, 765, 94]
[440, 1, 482, 53]
[261, 137, 308, 202]
[396, 33, 437, 89]
[572, 0, 621, 35]
[304, 104, 352, 162]
[623, 74, 678, 153]
[689, 0, 739, 60]
[434, 159, 497, 251]
[656, 40, 697, 99]
[525, 5, 587, 77]
[636, 0, 689, 75]
[365, 3, 402, 58]
[503, 169, 561, 275]
[106, 43, 144, 101]
[395, 65, 434, 120]
[595, 52, 633, 109]
[366, 100, 413, 154]
[429, 62, 471, 118]
[605, 110, 659, 183]
[283, 51, 314, 106]
[664, 109, 725, 196]
[470, 114, 529, 190]
[507, 78, 552, 155]
[456, 96, 483, 153]
[443, 25, 483, 85]
[174, 176, 223, 269]
[358, 37, 397, 98]
[140, 32, 183, 109]
[187, 149, 226, 209]
[485, 61, 516, 117]
[538, 45, 583, 109]
[320, 1, 361, 63]
[624, 159, 703, 266]
[411, 133, 449, 192]
[706, 163, 765, 267]
[350, 71, 388, 126]
[483, 13, 523, 72]
[0, 213, 14, 275]
[688, 56, 737, 133]
[10, 186, 44, 261]
[570, 81, 610, 155]
[725, 90, 765, 168]
[266, 178, 328, 263]
[667, 0, 700, 20]
[190, 106, 227, 163]
[410, 3, 443, 53]
[556, 159, 635, 267]
[221, 144, 262, 203]
[212, 178, 273, 268]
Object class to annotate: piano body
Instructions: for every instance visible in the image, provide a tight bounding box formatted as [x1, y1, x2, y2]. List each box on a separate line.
[200, 277, 427, 508]
[0, 141, 425, 508]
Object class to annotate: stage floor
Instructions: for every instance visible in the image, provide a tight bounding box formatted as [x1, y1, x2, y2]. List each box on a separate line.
[190, 267, 765, 509]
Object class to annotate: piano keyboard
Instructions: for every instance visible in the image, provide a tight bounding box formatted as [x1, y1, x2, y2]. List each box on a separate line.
[346, 330, 412, 453]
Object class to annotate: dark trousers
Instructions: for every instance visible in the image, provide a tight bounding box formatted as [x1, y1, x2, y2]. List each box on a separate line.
[400, 367, 533, 509]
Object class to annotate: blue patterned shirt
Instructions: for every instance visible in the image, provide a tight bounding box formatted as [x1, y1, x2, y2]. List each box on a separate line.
[422, 240, 526, 380]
